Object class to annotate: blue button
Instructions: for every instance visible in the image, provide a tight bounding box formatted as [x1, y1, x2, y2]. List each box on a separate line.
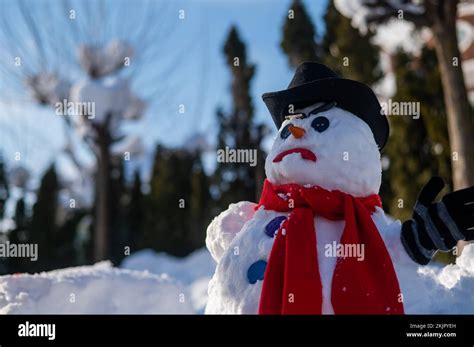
[247, 260, 267, 284]
[264, 216, 287, 238]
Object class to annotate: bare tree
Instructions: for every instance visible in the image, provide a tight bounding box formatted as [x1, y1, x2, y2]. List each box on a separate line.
[0, 0, 189, 261]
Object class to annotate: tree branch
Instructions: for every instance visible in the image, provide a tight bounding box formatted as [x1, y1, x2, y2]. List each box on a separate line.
[364, 0, 431, 28]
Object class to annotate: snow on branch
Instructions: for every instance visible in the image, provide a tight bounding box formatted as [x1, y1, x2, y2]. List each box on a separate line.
[25, 72, 71, 106]
[334, 0, 428, 55]
[79, 39, 134, 79]
[70, 77, 144, 127]
[335, 0, 428, 34]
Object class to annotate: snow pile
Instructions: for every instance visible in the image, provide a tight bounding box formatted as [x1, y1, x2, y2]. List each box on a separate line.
[121, 248, 215, 313]
[413, 244, 474, 314]
[122, 248, 215, 285]
[0, 261, 193, 314]
[375, 211, 474, 314]
[424, 247, 474, 290]
[2, 244, 474, 314]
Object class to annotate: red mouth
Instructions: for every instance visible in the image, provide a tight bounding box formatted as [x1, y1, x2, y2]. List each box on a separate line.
[273, 148, 317, 163]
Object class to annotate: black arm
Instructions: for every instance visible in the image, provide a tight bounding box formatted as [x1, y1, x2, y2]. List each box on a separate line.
[401, 177, 474, 265]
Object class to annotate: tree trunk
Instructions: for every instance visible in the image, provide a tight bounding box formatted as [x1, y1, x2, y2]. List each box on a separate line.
[431, 1, 474, 190]
[94, 127, 111, 261]
[429, 0, 474, 255]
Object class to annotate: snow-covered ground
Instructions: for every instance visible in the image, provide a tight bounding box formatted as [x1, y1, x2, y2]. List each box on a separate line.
[413, 246, 474, 314]
[0, 261, 194, 314]
[121, 248, 215, 313]
[2, 245, 474, 314]
[0, 248, 214, 314]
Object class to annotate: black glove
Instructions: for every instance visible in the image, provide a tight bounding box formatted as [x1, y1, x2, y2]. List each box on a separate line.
[401, 177, 474, 265]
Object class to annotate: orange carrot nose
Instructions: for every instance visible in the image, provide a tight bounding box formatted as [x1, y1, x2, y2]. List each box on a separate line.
[289, 125, 305, 139]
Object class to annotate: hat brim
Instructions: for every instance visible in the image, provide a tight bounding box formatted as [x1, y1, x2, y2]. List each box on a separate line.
[262, 77, 389, 150]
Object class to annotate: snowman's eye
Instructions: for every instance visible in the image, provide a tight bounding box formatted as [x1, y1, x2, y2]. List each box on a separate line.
[311, 116, 329, 133]
[280, 124, 292, 139]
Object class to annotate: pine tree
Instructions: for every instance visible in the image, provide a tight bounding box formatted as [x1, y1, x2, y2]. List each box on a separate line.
[189, 155, 211, 250]
[128, 170, 145, 252]
[382, 47, 451, 222]
[214, 26, 266, 209]
[13, 198, 28, 235]
[0, 153, 10, 272]
[0, 154, 9, 222]
[4, 198, 29, 273]
[281, 0, 320, 67]
[145, 145, 211, 256]
[322, 0, 381, 85]
[27, 165, 84, 270]
[109, 160, 129, 264]
[55, 208, 87, 269]
[29, 164, 59, 272]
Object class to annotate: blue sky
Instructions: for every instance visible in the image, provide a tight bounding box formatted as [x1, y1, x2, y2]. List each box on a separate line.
[172, 0, 328, 143]
[0, 0, 329, 181]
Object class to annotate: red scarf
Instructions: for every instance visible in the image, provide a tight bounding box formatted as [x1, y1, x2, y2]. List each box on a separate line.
[257, 179, 404, 315]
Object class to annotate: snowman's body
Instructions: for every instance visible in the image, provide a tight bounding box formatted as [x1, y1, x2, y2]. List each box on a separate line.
[205, 201, 414, 314]
[205, 104, 419, 314]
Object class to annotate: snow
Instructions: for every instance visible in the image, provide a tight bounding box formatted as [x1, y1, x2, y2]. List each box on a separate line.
[372, 209, 474, 314]
[69, 77, 139, 125]
[122, 248, 214, 286]
[205, 104, 474, 314]
[78, 39, 133, 78]
[1, 241, 474, 314]
[371, 19, 426, 55]
[372, 52, 396, 99]
[412, 245, 474, 313]
[206, 201, 257, 262]
[207, 106, 384, 313]
[334, 0, 387, 34]
[3, 96, 474, 314]
[334, 0, 424, 36]
[422, 245, 474, 289]
[459, 2, 474, 17]
[206, 207, 280, 314]
[0, 261, 193, 314]
[0, 249, 215, 314]
[206, 197, 474, 314]
[26, 72, 71, 106]
[121, 248, 215, 313]
[334, 0, 427, 55]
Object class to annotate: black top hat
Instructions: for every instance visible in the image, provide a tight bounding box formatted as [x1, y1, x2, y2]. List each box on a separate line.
[262, 62, 389, 150]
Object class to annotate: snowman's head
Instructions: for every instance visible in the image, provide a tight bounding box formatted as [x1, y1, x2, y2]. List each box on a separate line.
[265, 102, 382, 197]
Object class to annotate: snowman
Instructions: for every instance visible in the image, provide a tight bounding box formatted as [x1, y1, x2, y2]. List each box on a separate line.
[205, 62, 474, 314]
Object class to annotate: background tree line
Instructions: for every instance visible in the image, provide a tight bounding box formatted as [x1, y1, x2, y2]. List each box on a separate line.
[1, 0, 471, 274]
